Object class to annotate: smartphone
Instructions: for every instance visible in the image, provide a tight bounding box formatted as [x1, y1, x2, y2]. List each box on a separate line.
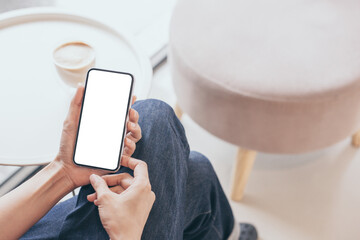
[73, 68, 134, 171]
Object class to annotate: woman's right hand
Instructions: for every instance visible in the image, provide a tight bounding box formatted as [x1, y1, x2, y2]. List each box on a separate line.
[88, 156, 155, 240]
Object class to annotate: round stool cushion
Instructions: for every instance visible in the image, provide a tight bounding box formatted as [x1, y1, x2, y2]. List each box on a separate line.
[169, 0, 360, 153]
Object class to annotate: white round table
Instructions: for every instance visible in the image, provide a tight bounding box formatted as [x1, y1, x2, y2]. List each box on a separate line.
[0, 8, 152, 166]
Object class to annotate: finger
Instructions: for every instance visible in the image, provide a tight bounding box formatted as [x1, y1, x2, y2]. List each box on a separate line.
[89, 174, 110, 197]
[128, 108, 139, 124]
[87, 185, 125, 202]
[121, 157, 149, 180]
[123, 146, 132, 156]
[127, 121, 141, 141]
[125, 132, 136, 143]
[110, 185, 126, 194]
[102, 172, 134, 185]
[88, 173, 133, 202]
[123, 137, 136, 156]
[131, 95, 137, 105]
[123, 146, 132, 157]
[87, 193, 96, 202]
[126, 108, 141, 140]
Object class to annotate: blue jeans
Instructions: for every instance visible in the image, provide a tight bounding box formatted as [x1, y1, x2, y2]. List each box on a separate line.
[21, 99, 235, 240]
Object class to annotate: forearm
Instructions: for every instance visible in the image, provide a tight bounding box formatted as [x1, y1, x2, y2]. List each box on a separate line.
[0, 161, 74, 239]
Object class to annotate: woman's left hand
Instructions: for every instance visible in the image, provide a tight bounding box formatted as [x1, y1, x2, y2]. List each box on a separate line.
[55, 86, 142, 189]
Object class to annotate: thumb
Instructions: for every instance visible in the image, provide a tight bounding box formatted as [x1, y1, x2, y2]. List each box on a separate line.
[69, 86, 84, 113]
[90, 174, 110, 198]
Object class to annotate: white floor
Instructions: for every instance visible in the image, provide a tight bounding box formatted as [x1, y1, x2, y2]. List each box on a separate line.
[150, 62, 360, 240]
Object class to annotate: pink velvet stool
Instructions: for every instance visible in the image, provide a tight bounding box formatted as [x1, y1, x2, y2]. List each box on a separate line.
[169, 0, 360, 201]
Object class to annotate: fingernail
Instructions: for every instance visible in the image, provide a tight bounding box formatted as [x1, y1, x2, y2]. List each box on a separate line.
[131, 122, 136, 128]
[126, 138, 131, 144]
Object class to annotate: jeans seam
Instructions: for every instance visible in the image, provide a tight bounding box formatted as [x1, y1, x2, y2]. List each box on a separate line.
[186, 210, 223, 239]
[211, 214, 222, 239]
[187, 210, 212, 224]
[167, 114, 190, 153]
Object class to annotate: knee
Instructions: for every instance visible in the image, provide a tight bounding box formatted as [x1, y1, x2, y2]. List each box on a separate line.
[188, 151, 217, 182]
[134, 99, 176, 123]
[131, 98, 189, 169]
[134, 99, 186, 143]
[189, 151, 210, 164]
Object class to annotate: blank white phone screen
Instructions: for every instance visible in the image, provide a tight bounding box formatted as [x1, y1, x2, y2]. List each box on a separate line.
[74, 69, 133, 170]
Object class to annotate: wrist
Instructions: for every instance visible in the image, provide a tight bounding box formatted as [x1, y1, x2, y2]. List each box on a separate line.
[49, 158, 76, 192]
[108, 228, 141, 240]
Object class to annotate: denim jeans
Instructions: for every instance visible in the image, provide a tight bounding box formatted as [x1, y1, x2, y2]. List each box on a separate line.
[21, 99, 235, 240]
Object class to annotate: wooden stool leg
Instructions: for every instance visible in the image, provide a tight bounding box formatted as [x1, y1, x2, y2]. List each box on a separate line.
[174, 103, 183, 119]
[231, 148, 257, 201]
[352, 130, 360, 147]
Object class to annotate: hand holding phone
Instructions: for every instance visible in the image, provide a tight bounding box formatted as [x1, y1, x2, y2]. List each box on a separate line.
[54, 71, 140, 188]
[73, 68, 134, 171]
